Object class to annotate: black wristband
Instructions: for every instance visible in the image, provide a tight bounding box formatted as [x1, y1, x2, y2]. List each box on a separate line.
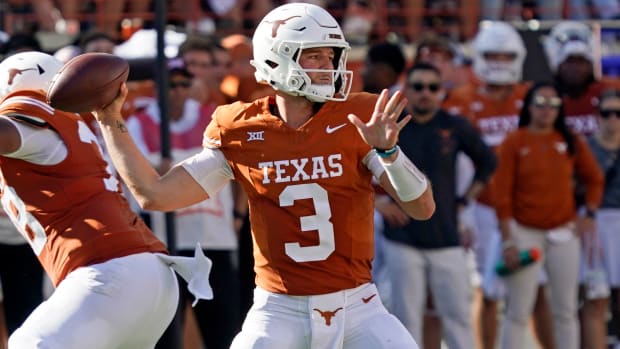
[585, 208, 596, 219]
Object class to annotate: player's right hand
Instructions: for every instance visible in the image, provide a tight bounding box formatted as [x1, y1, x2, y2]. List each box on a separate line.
[93, 83, 128, 123]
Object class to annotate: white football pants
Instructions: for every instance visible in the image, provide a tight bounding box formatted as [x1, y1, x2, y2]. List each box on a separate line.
[231, 283, 418, 349]
[9, 252, 179, 349]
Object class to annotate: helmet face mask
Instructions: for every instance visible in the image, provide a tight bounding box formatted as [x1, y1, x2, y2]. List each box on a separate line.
[472, 22, 526, 85]
[0, 51, 63, 100]
[251, 3, 353, 102]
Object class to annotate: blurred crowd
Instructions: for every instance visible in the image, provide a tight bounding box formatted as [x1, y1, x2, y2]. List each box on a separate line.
[1, 1, 620, 349]
[1, 0, 620, 44]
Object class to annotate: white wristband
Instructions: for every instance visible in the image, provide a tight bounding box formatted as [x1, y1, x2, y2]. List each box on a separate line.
[382, 148, 428, 201]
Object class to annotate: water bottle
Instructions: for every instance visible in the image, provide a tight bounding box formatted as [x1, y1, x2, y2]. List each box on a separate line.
[495, 248, 541, 277]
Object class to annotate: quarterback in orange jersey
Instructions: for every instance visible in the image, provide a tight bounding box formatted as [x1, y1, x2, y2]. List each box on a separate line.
[95, 3, 434, 349]
[0, 51, 212, 349]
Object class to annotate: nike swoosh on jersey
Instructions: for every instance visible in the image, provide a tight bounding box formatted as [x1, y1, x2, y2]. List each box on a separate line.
[326, 123, 347, 134]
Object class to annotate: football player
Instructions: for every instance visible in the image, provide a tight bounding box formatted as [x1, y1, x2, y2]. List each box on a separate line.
[0, 51, 212, 348]
[94, 3, 435, 349]
[544, 21, 620, 136]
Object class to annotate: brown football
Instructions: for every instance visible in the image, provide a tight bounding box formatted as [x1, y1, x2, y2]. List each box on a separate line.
[46, 53, 129, 113]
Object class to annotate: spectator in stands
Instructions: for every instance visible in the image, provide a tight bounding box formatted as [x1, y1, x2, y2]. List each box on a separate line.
[444, 21, 557, 349]
[6, 0, 59, 33]
[495, 81, 604, 349]
[177, 34, 227, 106]
[61, 0, 150, 39]
[543, 21, 620, 349]
[360, 41, 406, 95]
[481, 0, 563, 20]
[380, 62, 495, 349]
[401, 0, 480, 42]
[130, 59, 240, 349]
[78, 30, 116, 54]
[587, 88, 620, 349]
[0, 33, 41, 59]
[340, 0, 377, 45]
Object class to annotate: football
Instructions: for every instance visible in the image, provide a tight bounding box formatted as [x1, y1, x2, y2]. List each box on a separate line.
[47, 53, 129, 113]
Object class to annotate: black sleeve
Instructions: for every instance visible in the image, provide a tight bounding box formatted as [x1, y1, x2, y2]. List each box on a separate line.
[454, 113, 497, 183]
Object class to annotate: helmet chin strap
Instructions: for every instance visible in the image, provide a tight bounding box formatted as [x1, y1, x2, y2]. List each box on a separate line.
[304, 83, 335, 102]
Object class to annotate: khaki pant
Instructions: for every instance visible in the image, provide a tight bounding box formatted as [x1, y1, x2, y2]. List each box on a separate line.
[500, 222, 580, 349]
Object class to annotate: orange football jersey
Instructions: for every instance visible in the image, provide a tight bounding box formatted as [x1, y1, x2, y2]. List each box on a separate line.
[204, 93, 378, 295]
[563, 77, 620, 135]
[0, 91, 167, 286]
[443, 82, 531, 206]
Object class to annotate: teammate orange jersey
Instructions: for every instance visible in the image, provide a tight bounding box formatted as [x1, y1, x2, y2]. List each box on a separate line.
[443, 82, 531, 207]
[563, 77, 620, 135]
[204, 93, 378, 295]
[0, 91, 167, 286]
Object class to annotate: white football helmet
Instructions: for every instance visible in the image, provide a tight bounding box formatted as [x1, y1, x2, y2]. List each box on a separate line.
[0, 51, 63, 99]
[472, 22, 526, 85]
[251, 3, 353, 102]
[543, 21, 594, 73]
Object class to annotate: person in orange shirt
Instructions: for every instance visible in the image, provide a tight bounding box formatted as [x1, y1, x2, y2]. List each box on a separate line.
[0, 51, 212, 348]
[94, 3, 435, 348]
[494, 81, 604, 349]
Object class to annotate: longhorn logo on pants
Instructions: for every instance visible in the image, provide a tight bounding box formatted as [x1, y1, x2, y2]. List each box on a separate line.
[313, 307, 343, 326]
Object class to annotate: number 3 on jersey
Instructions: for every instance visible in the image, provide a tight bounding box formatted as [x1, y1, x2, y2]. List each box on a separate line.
[281, 183, 335, 262]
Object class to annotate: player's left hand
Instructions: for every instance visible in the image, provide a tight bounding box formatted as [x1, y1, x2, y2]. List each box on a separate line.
[347, 89, 411, 150]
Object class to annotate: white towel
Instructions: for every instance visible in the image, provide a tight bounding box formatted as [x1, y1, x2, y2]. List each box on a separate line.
[156, 243, 213, 306]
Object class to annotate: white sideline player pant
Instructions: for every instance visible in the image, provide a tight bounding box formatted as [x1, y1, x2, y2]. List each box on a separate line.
[230, 283, 418, 349]
[9, 252, 179, 349]
[383, 239, 475, 349]
[500, 222, 580, 349]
